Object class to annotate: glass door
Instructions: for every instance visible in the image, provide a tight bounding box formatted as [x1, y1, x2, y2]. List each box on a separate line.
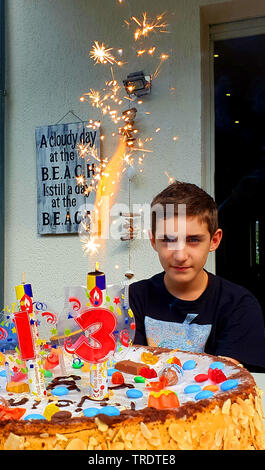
[211, 19, 265, 318]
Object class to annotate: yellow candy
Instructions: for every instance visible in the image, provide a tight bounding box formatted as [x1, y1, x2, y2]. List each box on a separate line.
[141, 351, 159, 365]
[6, 381, 30, 394]
[43, 403, 60, 421]
[128, 309, 134, 318]
[82, 362, 90, 372]
[0, 352, 5, 366]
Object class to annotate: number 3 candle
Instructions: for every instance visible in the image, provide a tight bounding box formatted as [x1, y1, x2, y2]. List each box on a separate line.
[64, 263, 116, 400]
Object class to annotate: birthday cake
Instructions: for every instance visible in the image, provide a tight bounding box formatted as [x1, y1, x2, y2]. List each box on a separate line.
[0, 269, 264, 450]
[0, 345, 264, 450]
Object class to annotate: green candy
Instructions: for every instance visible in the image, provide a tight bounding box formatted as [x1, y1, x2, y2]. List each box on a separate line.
[134, 376, 146, 383]
[44, 370, 53, 378]
[72, 361, 84, 369]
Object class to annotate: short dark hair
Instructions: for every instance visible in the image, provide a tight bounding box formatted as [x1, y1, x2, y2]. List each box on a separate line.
[151, 181, 218, 238]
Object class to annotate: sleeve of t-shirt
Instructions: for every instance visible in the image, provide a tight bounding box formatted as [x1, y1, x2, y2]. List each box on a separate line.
[129, 282, 147, 346]
[215, 293, 265, 369]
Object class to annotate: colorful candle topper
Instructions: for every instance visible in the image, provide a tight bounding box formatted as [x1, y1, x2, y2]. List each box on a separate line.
[64, 305, 117, 363]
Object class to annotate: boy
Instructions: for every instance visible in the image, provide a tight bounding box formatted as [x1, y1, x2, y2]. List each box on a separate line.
[129, 181, 265, 372]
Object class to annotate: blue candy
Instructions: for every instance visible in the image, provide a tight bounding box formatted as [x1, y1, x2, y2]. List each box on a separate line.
[83, 408, 100, 417]
[99, 406, 120, 417]
[107, 368, 119, 377]
[24, 414, 46, 420]
[83, 406, 120, 418]
[209, 361, 224, 370]
[220, 379, 238, 391]
[0, 370, 13, 377]
[182, 360, 196, 370]
[184, 385, 201, 394]
[195, 390, 214, 400]
[51, 386, 69, 396]
[126, 389, 143, 399]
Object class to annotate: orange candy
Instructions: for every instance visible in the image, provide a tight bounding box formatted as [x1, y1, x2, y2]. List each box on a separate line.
[148, 390, 180, 409]
[203, 384, 219, 392]
[0, 405, 26, 421]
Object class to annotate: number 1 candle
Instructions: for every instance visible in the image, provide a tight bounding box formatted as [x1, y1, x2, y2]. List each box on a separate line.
[14, 274, 47, 397]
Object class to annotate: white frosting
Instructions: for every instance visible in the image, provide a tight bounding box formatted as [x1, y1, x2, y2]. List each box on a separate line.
[0, 347, 244, 419]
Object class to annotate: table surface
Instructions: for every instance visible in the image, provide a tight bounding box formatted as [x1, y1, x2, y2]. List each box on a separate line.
[252, 373, 265, 419]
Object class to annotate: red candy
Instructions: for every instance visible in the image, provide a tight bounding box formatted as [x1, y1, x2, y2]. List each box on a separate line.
[140, 367, 157, 379]
[195, 374, 208, 383]
[111, 371, 124, 385]
[208, 367, 227, 384]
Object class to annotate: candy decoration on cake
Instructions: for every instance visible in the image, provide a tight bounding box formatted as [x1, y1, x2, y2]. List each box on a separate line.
[158, 363, 183, 385]
[148, 390, 180, 409]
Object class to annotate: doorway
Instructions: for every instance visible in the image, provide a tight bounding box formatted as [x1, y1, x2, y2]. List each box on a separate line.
[211, 20, 265, 318]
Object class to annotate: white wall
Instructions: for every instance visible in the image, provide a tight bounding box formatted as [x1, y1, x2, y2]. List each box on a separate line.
[4, 0, 226, 309]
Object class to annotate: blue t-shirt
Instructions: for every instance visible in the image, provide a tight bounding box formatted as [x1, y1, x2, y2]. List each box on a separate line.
[129, 270, 265, 371]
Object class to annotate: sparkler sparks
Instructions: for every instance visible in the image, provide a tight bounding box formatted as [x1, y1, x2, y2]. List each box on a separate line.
[153, 53, 170, 79]
[81, 235, 100, 255]
[126, 12, 168, 41]
[86, 89, 102, 108]
[165, 171, 175, 185]
[89, 41, 122, 66]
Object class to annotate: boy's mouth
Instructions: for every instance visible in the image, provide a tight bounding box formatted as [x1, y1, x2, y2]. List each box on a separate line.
[171, 266, 191, 271]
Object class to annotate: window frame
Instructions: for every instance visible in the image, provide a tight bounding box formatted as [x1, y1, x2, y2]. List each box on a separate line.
[0, 0, 5, 309]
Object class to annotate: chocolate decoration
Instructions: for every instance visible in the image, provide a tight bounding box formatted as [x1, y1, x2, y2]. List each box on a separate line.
[51, 411, 72, 421]
[108, 383, 135, 390]
[8, 398, 29, 407]
[77, 395, 90, 408]
[46, 375, 81, 392]
[32, 400, 40, 410]
[57, 400, 74, 408]
[115, 360, 149, 376]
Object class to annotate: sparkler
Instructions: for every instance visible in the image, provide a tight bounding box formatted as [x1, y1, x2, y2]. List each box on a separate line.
[78, 9, 171, 248]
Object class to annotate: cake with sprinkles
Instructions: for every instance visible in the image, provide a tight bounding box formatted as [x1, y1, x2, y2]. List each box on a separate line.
[0, 345, 264, 450]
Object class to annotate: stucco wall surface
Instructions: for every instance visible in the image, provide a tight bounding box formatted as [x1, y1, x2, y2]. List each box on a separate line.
[4, 0, 226, 309]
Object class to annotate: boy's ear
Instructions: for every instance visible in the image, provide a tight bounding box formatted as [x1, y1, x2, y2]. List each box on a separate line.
[209, 228, 223, 252]
[148, 230, 157, 251]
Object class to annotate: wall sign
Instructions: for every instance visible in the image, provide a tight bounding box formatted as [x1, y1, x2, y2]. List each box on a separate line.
[36, 122, 99, 235]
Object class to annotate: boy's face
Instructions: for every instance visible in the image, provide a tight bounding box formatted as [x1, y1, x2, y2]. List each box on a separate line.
[150, 215, 222, 286]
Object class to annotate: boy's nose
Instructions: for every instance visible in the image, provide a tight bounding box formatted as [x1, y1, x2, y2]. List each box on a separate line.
[172, 247, 188, 263]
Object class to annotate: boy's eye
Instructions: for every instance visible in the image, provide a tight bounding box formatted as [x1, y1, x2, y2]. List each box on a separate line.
[187, 237, 200, 243]
[162, 236, 177, 243]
